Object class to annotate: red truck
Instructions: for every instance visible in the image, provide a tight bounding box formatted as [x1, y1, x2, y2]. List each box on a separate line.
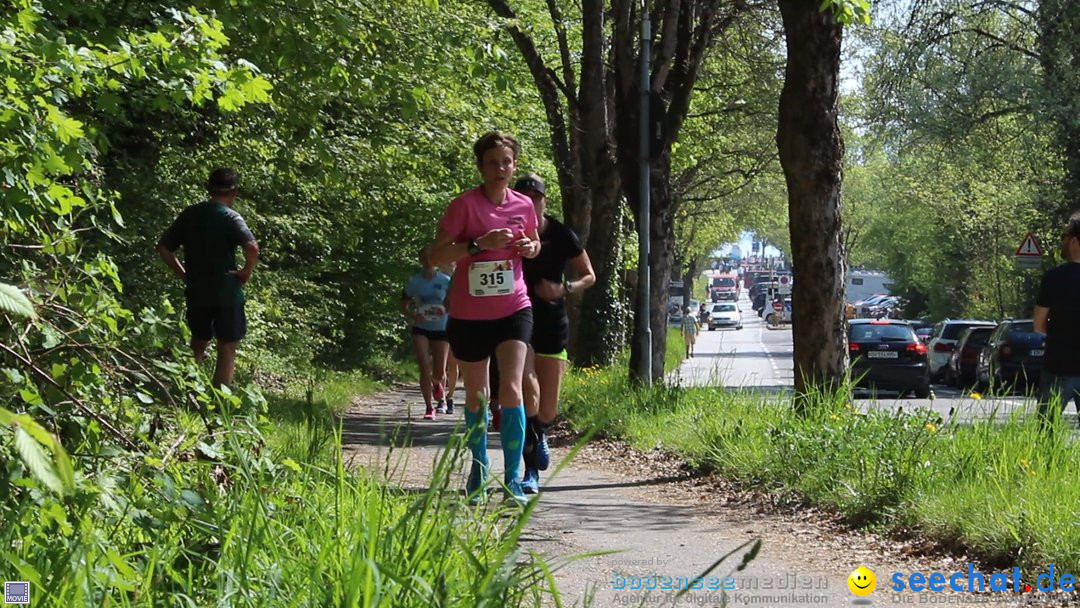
[710, 272, 739, 302]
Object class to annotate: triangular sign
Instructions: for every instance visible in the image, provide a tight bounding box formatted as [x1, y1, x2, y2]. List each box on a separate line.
[1015, 233, 1043, 257]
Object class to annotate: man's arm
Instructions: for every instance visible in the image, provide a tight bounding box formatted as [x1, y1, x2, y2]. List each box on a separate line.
[230, 240, 259, 284]
[1034, 305, 1049, 335]
[156, 243, 186, 281]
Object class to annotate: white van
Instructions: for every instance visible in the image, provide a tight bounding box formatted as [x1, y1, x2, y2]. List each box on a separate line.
[846, 271, 894, 304]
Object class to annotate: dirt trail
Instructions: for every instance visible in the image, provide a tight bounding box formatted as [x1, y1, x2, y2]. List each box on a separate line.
[342, 384, 1074, 608]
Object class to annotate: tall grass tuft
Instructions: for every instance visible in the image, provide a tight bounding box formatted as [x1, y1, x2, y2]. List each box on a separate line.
[2, 382, 556, 607]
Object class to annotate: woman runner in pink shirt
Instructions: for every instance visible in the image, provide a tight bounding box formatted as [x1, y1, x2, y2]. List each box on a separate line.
[429, 132, 541, 504]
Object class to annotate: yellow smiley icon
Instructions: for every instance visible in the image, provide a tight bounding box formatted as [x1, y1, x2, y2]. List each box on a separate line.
[848, 566, 876, 596]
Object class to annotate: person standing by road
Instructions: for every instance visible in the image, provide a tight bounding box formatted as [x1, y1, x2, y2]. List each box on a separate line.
[681, 305, 699, 358]
[515, 173, 595, 494]
[157, 167, 259, 388]
[429, 132, 541, 504]
[401, 248, 451, 420]
[1033, 211, 1080, 429]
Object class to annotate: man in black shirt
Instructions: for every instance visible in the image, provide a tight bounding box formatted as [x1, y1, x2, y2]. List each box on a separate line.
[515, 174, 596, 494]
[157, 168, 259, 387]
[1034, 211, 1080, 428]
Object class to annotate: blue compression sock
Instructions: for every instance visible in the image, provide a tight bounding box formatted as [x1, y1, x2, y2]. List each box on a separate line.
[499, 405, 526, 486]
[464, 408, 489, 495]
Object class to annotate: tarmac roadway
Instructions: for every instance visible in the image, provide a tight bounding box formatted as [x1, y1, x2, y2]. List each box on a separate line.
[672, 294, 1059, 425]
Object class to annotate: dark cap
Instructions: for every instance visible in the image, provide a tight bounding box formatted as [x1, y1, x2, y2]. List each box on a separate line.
[513, 174, 545, 195]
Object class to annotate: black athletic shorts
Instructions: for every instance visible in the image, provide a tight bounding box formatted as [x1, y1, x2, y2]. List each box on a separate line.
[186, 301, 246, 343]
[447, 308, 533, 362]
[411, 326, 448, 342]
[531, 307, 569, 356]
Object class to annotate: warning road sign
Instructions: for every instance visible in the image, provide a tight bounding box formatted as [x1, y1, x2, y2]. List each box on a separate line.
[1015, 233, 1043, 257]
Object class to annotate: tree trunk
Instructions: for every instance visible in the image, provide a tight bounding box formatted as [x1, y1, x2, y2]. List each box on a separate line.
[575, 184, 627, 367]
[776, 0, 847, 407]
[485, 0, 626, 367]
[1038, 0, 1080, 224]
[683, 257, 700, 308]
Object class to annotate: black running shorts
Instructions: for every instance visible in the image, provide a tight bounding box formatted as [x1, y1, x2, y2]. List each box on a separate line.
[447, 308, 533, 362]
[186, 301, 246, 343]
[410, 326, 448, 342]
[531, 306, 569, 356]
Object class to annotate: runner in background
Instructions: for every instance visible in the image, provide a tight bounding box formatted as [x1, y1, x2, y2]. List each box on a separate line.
[430, 131, 541, 504]
[443, 261, 458, 415]
[401, 248, 451, 420]
[515, 173, 595, 494]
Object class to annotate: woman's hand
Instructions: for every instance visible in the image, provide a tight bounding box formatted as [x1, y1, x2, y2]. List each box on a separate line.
[476, 228, 514, 251]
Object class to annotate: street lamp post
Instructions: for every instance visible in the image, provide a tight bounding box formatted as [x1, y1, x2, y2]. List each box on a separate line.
[637, 1, 653, 384]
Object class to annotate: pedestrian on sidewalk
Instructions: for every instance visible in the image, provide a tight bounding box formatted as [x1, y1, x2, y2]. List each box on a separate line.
[429, 131, 541, 504]
[516, 173, 595, 494]
[1034, 211, 1080, 430]
[681, 306, 699, 358]
[156, 167, 259, 388]
[401, 248, 451, 420]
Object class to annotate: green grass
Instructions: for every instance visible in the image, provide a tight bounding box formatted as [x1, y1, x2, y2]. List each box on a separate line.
[561, 362, 1080, 575]
[3, 371, 558, 607]
[665, 328, 685, 374]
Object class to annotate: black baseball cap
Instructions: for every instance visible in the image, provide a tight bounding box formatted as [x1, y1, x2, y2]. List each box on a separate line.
[513, 174, 545, 195]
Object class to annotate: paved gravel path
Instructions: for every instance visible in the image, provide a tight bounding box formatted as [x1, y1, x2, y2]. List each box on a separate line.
[342, 384, 1077, 608]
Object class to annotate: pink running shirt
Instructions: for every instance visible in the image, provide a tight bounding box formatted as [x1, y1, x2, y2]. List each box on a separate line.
[439, 186, 538, 320]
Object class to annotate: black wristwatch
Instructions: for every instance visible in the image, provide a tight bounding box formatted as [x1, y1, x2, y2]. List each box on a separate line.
[467, 240, 483, 256]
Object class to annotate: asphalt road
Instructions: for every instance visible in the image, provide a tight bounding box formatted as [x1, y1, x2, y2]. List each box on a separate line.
[671, 294, 1056, 425]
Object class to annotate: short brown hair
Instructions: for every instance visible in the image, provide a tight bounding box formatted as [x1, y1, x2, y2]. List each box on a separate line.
[473, 132, 520, 166]
[208, 167, 238, 194]
[1066, 211, 1080, 240]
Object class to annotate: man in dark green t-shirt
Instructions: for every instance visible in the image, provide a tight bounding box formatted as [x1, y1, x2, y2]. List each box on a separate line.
[157, 167, 259, 387]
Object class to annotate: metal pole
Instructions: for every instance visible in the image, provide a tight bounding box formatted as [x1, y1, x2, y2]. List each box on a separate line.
[638, 3, 653, 385]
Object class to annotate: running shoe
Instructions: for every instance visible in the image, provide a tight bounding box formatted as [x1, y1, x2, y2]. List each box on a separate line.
[505, 479, 529, 505]
[435, 399, 446, 414]
[534, 427, 551, 471]
[521, 468, 540, 494]
[445, 398, 455, 415]
[423, 406, 435, 420]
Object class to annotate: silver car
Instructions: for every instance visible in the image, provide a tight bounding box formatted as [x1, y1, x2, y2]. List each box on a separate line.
[708, 303, 743, 330]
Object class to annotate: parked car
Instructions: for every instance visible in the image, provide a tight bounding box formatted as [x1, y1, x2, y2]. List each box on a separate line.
[749, 275, 778, 300]
[868, 296, 906, 319]
[708, 302, 743, 330]
[848, 319, 931, 398]
[975, 319, 1045, 392]
[926, 320, 997, 382]
[943, 326, 994, 388]
[854, 294, 893, 317]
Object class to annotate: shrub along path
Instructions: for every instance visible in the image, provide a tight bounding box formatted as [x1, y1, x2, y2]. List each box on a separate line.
[341, 384, 1065, 607]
